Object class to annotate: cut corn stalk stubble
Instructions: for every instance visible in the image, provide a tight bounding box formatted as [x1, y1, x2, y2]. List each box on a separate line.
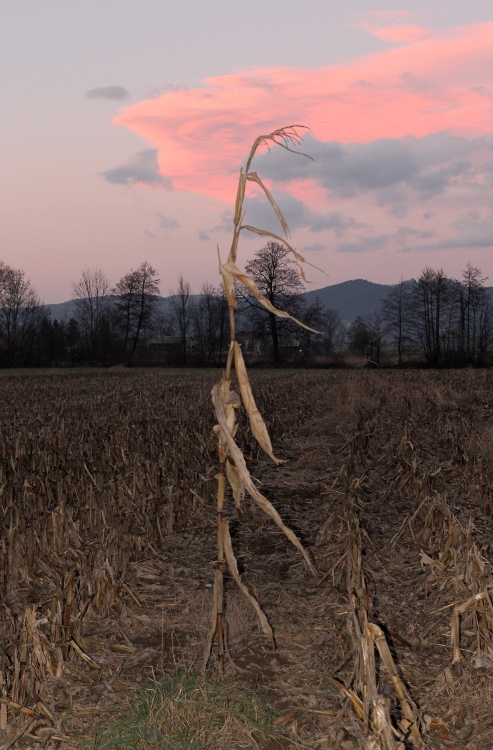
[204, 127, 318, 674]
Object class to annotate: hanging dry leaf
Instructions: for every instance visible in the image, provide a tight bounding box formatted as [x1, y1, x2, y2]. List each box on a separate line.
[246, 172, 289, 237]
[238, 226, 326, 281]
[226, 459, 245, 510]
[212, 383, 314, 571]
[233, 342, 281, 464]
[222, 519, 274, 645]
[219, 261, 237, 308]
[233, 170, 246, 230]
[220, 261, 320, 333]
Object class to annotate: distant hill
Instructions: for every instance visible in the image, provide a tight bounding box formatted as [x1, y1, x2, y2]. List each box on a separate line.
[304, 279, 394, 323]
[46, 295, 199, 322]
[47, 299, 78, 321]
[46, 280, 493, 326]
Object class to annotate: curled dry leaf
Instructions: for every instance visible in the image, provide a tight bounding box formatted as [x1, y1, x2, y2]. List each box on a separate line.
[233, 342, 281, 465]
[222, 519, 274, 645]
[212, 383, 314, 572]
[244, 125, 312, 174]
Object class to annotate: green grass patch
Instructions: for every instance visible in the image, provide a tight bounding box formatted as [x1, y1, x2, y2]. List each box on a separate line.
[92, 672, 284, 750]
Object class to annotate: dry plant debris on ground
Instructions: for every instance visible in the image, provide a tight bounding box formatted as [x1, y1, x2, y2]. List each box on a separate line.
[1, 369, 493, 748]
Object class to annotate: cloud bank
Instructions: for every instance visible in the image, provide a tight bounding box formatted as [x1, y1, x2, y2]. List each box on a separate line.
[113, 21, 493, 201]
[109, 20, 493, 262]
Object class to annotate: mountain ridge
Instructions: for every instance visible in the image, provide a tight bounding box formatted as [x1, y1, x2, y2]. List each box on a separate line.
[46, 278, 394, 325]
[46, 278, 493, 326]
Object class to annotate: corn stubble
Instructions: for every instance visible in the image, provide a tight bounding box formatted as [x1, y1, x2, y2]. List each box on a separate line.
[0, 373, 222, 744]
[203, 127, 318, 674]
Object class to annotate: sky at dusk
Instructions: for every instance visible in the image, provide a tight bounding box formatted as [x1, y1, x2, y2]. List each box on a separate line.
[2, 1, 493, 303]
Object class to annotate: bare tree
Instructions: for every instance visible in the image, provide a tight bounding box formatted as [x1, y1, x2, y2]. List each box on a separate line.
[170, 275, 194, 364]
[298, 297, 326, 357]
[193, 283, 229, 366]
[382, 278, 412, 366]
[72, 268, 110, 361]
[0, 263, 45, 365]
[348, 316, 371, 356]
[242, 241, 304, 365]
[458, 264, 492, 365]
[113, 261, 160, 361]
[321, 308, 345, 355]
[366, 312, 386, 365]
[409, 267, 452, 365]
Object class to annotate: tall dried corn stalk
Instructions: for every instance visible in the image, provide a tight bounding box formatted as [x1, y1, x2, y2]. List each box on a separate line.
[203, 127, 320, 674]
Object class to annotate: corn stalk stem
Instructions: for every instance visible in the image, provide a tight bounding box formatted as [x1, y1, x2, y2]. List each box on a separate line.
[209, 126, 313, 674]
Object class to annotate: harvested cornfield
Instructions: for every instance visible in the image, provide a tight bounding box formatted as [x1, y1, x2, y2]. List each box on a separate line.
[0, 368, 493, 748]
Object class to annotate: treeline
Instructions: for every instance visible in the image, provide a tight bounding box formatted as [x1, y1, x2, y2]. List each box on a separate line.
[0, 250, 491, 368]
[349, 264, 492, 367]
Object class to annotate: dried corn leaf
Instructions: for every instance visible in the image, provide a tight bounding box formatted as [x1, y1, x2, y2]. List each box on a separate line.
[219, 257, 237, 308]
[246, 172, 289, 237]
[238, 226, 326, 281]
[233, 170, 246, 229]
[0, 698, 44, 721]
[226, 459, 245, 509]
[367, 623, 425, 750]
[233, 342, 281, 464]
[419, 551, 446, 572]
[328, 676, 364, 720]
[212, 383, 314, 571]
[220, 261, 319, 334]
[222, 519, 274, 645]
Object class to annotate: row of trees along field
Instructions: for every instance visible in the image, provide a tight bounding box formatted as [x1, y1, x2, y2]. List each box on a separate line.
[0, 249, 492, 367]
[351, 263, 493, 366]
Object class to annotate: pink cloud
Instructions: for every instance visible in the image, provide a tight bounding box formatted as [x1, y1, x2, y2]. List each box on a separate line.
[370, 25, 429, 43]
[114, 21, 493, 202]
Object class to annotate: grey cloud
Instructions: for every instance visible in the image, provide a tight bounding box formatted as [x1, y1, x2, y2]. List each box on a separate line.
[415, 213, 493, 251]
[395, 226, 436, 251]
[335, 226, 436, 255]
[146, 83, 189, 99]
[351, 79, 373, 89]
[158, 213, 179, 229]
[375, 186, 409, 218]
[101, 149, 172, 189]
[336, 235, 390, 254]
[300, 242, 326, 253]
[144, 230, 157, 239]
[255, 131, 493, 200]
[399, 72, 439, 96]
[86, 86, 130, 100]
[475, 160, 493, 175]
[198, 230, 210, 241]
[309, 211, 364, 235]
[241, 191, 364, 236]
[471, 85, 493, 100]
[411, 160, 471, 196]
